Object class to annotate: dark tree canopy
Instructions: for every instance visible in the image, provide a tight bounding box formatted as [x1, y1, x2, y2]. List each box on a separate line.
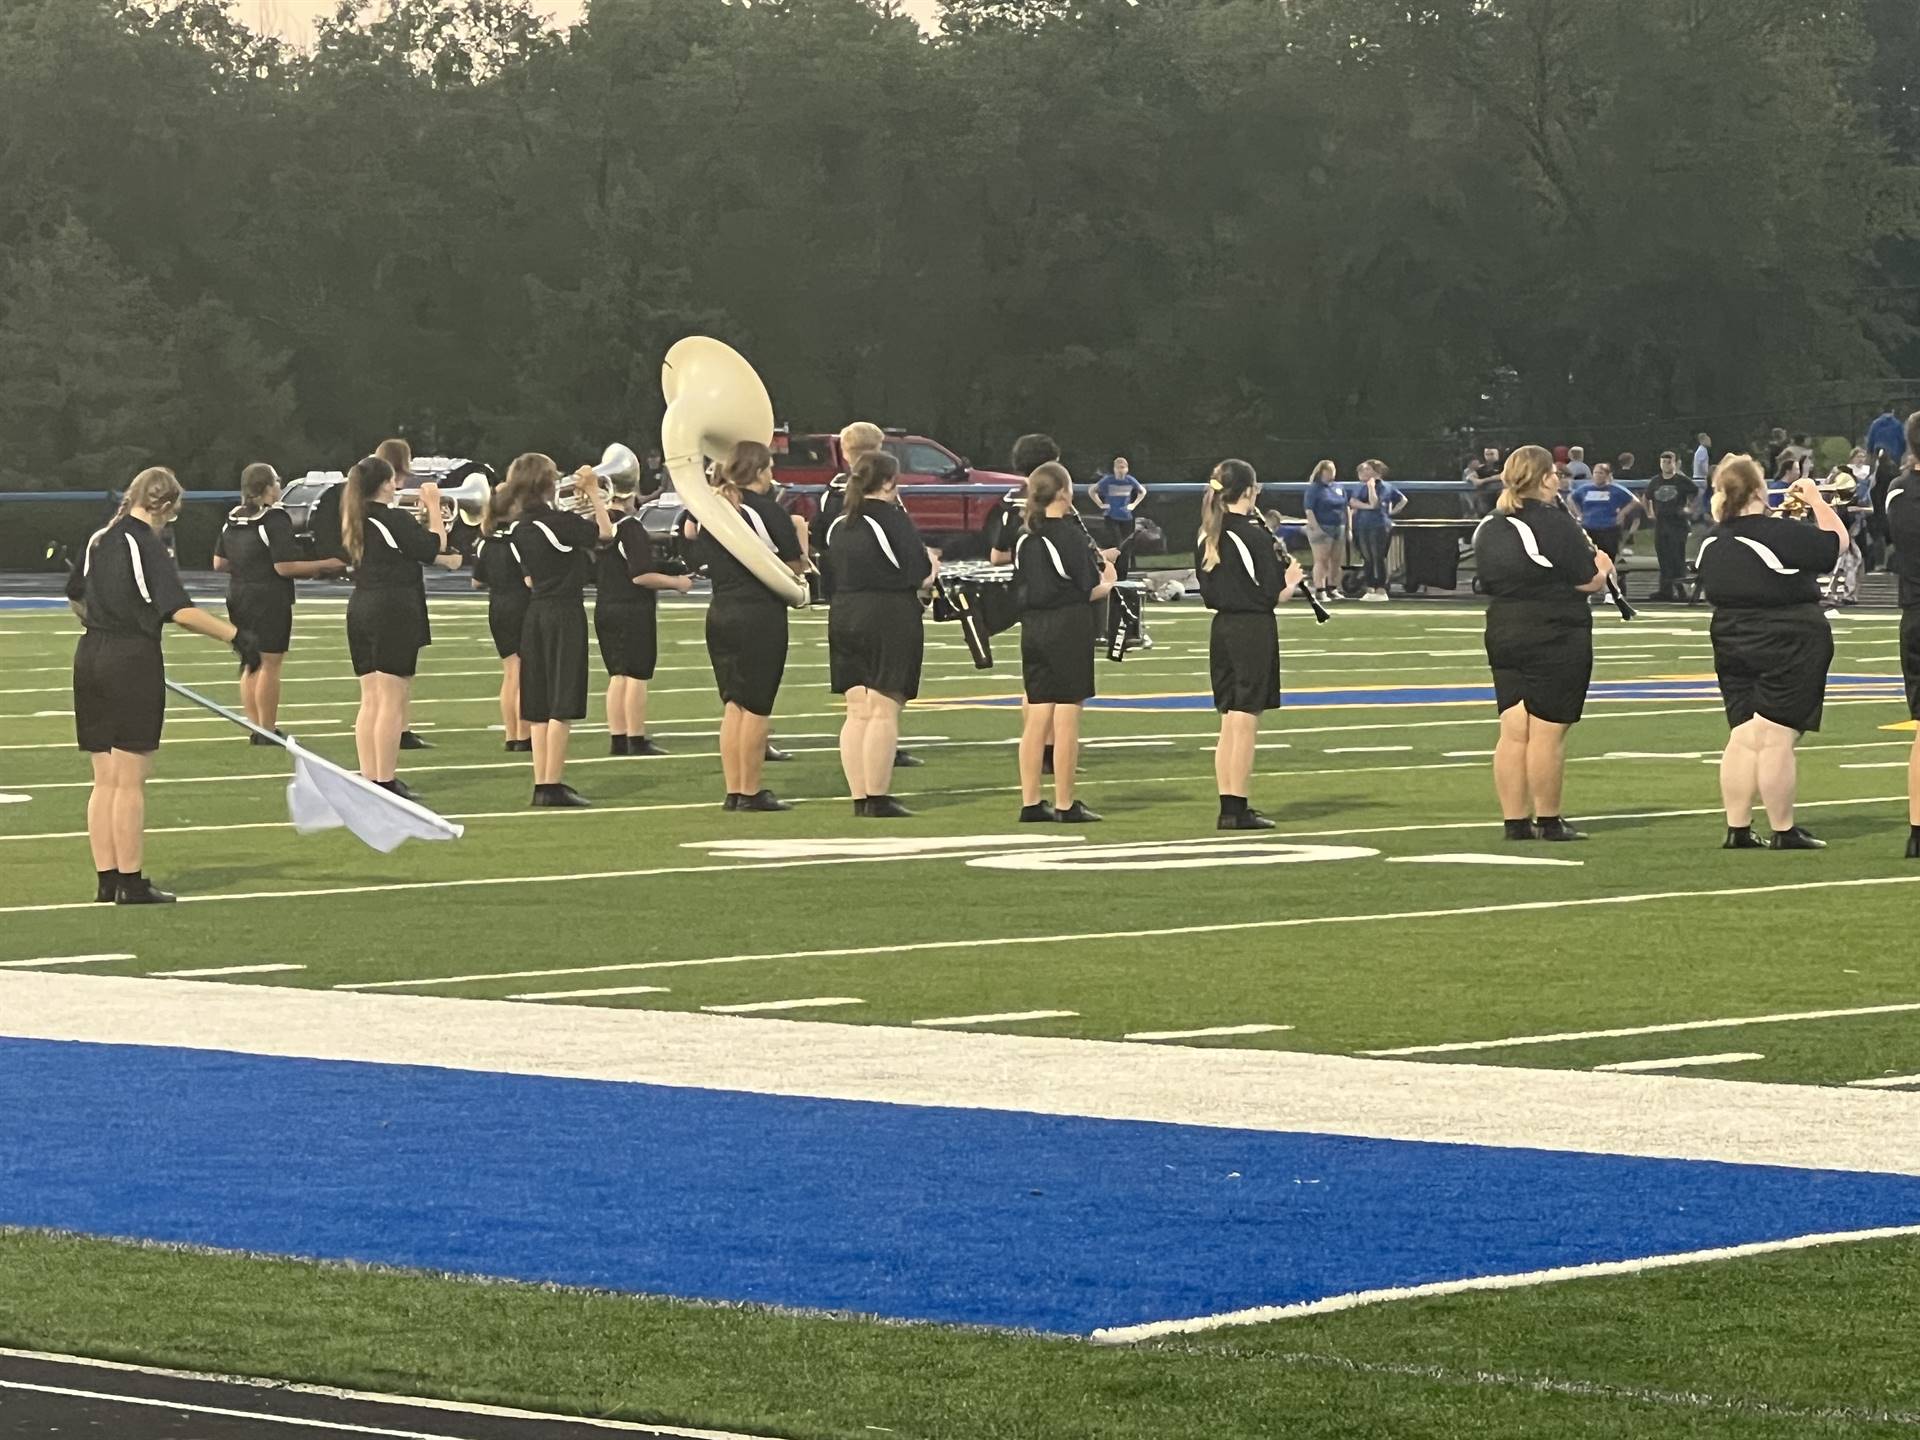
[0, 0, 1915, 489]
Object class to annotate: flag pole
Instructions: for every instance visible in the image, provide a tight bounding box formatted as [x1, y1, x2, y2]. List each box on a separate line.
[164, 679, 289, 744]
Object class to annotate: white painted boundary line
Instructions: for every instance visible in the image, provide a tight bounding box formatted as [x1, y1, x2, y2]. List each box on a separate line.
[151, 963, 306, 979]
[1087, 1224, 1920, 1343]
[0, 953, 135, 969]
[1125, 1024, 1292, 1042]
[701, 997, 864, 1014]
[0, 1347, 767, 1439]
[1850, 1074, 1920, 1089]
[0, 1383, 458, 1439]
[1363, 1001, 1920, 1057]
[913, 1010, 1078, 1027]
[509, 985, 670, 1002]
[1592, 1053, 1763, 1073]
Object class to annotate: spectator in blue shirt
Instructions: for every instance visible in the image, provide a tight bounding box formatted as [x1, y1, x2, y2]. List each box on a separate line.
[1867, 403, 1906, 468]
[1089, 457, 1146, 577]
[1571, 463, 1641, 561]
[1347, 458, 1406, 603]
[1301, 459, 1347, 603]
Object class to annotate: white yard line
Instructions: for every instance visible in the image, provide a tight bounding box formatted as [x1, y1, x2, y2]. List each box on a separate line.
[1849, 1074, 1920, 1090]
[1087, 1224, 1920, 1344]
[913, 1010, 1078, 1027]
[1124, 1024, 1292, 1042]
[1363, 1001, 1920, 1057]
[0, 953, 135, 969]
[150, 963, 306, 979]
[1592, 1053, 1763, 1073]
[701, 997, 865, 1014]
[508, 985, 671, 1002]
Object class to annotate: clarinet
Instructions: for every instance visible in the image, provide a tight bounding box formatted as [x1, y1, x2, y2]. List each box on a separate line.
[1557, 494, 1636, 622]
[1246, 509, 1333, 624]
[1066, 507, 1139, 662]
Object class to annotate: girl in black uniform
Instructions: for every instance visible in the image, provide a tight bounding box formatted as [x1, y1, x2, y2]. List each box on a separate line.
[599, 484, 694, 756]
[472, 474, 531, 753]
[828, 452, 935, 817]
[212, 462, 345, 741]
[1016, 462, 1116, 822]
[506, 454, 614, 806]
[341, 455, 457, 797]
[376, 438, 435, 752]
[683, 441, 810, 811]
[1471, 445, 1614, 842]
[1697, 455, 1846, 850]
[69, 468, 262, 904]
[1196, 459, 1307, 830]
[1885, 413, 1920, 856]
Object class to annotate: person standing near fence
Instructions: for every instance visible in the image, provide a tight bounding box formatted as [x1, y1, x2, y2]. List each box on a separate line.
[1302, 459, 1347, 604]
[1646, 451, 1698, 602]
[1090, 458, 1147, 578]
[1347, 459, 1405, 603]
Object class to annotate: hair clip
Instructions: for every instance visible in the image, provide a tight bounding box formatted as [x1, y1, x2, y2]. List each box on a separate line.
[1209, 477, 1225, 491]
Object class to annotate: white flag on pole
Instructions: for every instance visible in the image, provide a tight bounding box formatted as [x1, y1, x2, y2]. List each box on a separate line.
[285, 740, 463, 853]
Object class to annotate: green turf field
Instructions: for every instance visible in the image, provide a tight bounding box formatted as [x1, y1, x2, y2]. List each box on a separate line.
[2, 590, 1918, 1437]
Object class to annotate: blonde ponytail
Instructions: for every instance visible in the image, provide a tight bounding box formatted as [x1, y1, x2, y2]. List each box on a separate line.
[339, 456, 394, 566]
[1024, 463, 1072, 533]
[118, 467, 184, 524]
[1199, 459, 1257, 571]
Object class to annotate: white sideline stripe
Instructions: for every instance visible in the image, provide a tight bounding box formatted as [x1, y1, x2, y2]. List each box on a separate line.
[151, 963, 307, 978]
[509, 985, 671, 1001]
[0, 1384, 462, 1439]
[701, 997, 865, 1014]
[1086, 1224, 1920, 1343]
[5, 973, 1918, 1178]
[1324, 745, 1411, 754]
[913, 1010, 1078, 1027]
[0, 1350, 765, 1439]
[1592, 1052, 1764, 1073]
[0, 953, 135, 969]
[1363, 1001, 1920, 1057]
[1850, 1074, 1920, 1089]
[1125, 1024, 1292, 1042]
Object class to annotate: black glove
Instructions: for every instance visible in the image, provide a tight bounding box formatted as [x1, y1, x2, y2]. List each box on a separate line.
[231, 628, 264, 674]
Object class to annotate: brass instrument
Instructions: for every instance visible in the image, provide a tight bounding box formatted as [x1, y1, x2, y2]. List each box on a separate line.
[558, 444, 644, 514]
[1776, 471, 1858, 519]
[397, 473, 491, 527]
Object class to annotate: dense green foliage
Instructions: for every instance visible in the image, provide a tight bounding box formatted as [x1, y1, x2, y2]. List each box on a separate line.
[1, 0, 1916, 489]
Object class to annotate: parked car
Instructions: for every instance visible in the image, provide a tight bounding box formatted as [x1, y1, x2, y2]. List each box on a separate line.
[774, 429, 1025, 547]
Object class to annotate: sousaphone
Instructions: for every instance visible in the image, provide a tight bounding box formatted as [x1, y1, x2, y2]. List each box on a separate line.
[661, 337, 808, 608]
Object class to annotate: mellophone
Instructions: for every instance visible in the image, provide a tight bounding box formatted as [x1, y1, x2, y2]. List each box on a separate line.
[930, 561, 1148, 670]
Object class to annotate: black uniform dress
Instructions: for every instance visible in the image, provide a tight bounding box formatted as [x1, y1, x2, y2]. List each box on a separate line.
[67, 515, 195, 754]
[815, 474, 849, 602]
[1884, 470, 1920, 719]
[827, 503, 933, 700]
[689, 489, 803, 717]
[1197, 512, 1284, 714]
[473, 527, 527, 660]
[1696, 514, 1842, 733]
[1472, 500, 1598, 724]
[511, 504, 600, 724]
[215, 506, 299, 652]
[1016, 516, 1100, 705]
[596, 513, 665, 681]
[346, 501, 440, 678]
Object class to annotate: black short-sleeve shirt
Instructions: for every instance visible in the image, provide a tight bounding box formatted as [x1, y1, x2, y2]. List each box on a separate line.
[1015, 514, 1099, 610]
[1697, 514, 1842, 610]
[692, 487, 803, 603]
[1196, 511, 1284, 613]
[1472, 500, 1598, 613]
[474, 528, 524, 594]
[69, 515, 195, 641]
[827, 503, 933, 595]
[1884, 471, 1920, 608]
[352, 501, 440, 592]
[1646, 472, 1699, 520]
[216, 507, 300, 601]
[985, 490, 1026, 559]
[512, 504, 601, 601]
[597, 514, 663, 608]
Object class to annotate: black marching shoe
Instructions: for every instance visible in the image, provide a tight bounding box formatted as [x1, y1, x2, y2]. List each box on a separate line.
[531, 784, 591, 809]
[1503, 819, 1536, 842]
[399, 730, 432, 750]
[1218, 810, 1276, 831]
[724, 793, 743, 811]
[629, 736, 667, 756]
[114, 872, 176, 905]
[376, 779, 419, 803]
[1769, 825, 1825, 851]
[764, 744, 792, 763]
[1723, 825, 1765, 850]
[609, 735, 633, 756]
[853, 797, 871, 817]
[249, 729, 286, 747]
[1907, 826, 1920, 859]
[94, 869, 120, 903]
[504, 738, 533, 753]
[1533, 817, 1587, 842]
[1056, 800, 1103, 823]
[1019, 802, 1059, 823]
[737, 789, 793, 812]
[865, 795, 914, 818]
[893, 750, 924, 768]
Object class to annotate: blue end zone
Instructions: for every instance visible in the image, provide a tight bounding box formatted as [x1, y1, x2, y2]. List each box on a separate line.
[4, 1039, 1917, 1334]
[0, 598, 69, 610]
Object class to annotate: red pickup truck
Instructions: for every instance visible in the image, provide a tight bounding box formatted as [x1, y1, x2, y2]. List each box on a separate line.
[774, 429, 1025, 545]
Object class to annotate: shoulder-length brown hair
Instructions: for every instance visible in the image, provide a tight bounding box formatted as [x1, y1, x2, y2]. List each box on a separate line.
[339, 456, 396, 565]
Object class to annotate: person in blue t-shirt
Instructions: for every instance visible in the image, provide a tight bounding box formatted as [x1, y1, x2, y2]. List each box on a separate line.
[1867, 403, 1906, 469]
[1089, 457, 1147, 578]
[1301, 459, 1348, 603]
[1347, 458, 1407, 603]
[1570, 463, 1642, 560]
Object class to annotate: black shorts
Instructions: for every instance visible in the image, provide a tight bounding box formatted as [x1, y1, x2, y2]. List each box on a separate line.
[1904, 608, 1920, 721]
[228, 583, 293, 653]
[829, 591, 925, 700]
[347, 589, 428, 678]
[1021, 604, 1097, 706]
[708, 598, 789, 717]
[1210, 611, 1281, 714]
[519, 598, 590, 724]
[1587, 528, 1622, 559]
[596, 601, 659, 681]
[1712, 606, 1833, 733]
[488, 590, 529, 660]
[73, 633, 166, 754]
[1485, 602, 1594, 725]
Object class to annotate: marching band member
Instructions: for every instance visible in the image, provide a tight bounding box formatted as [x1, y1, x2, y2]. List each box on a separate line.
[69, 467, 262, 904]
[599, 477, 695, 756]
[1697, 456, 1846, 850]
[376, 438, 434, 751]
[1197, 460, 1306, 829]
[1016, 462, 1115, 823]
[1888, 414, 1920, 855]
[212, 462, 344, 740]
[472, 473, 531, 753]
[1472, 445, 1613, 841]
[684, 440, 810, 811]
[341, 454, 457, 798]
[507, 454, 614, 806]
[991, 434, 1070, 775]
[828, 452, 935, 817]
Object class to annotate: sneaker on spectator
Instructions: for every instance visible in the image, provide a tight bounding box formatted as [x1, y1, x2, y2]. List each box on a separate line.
[1361, 590, 1389, 604]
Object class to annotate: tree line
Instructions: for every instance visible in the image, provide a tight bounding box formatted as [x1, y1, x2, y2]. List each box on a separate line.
[2, 0, 1917, 494]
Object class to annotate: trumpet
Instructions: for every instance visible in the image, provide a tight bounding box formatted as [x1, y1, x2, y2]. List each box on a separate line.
[558, 444, 644, 514]
[397, 474, 491, 527]
[1775, 471, 1858, 519]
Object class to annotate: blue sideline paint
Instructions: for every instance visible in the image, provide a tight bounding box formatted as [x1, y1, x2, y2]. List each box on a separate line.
[4, 1039, 1917, 1335]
